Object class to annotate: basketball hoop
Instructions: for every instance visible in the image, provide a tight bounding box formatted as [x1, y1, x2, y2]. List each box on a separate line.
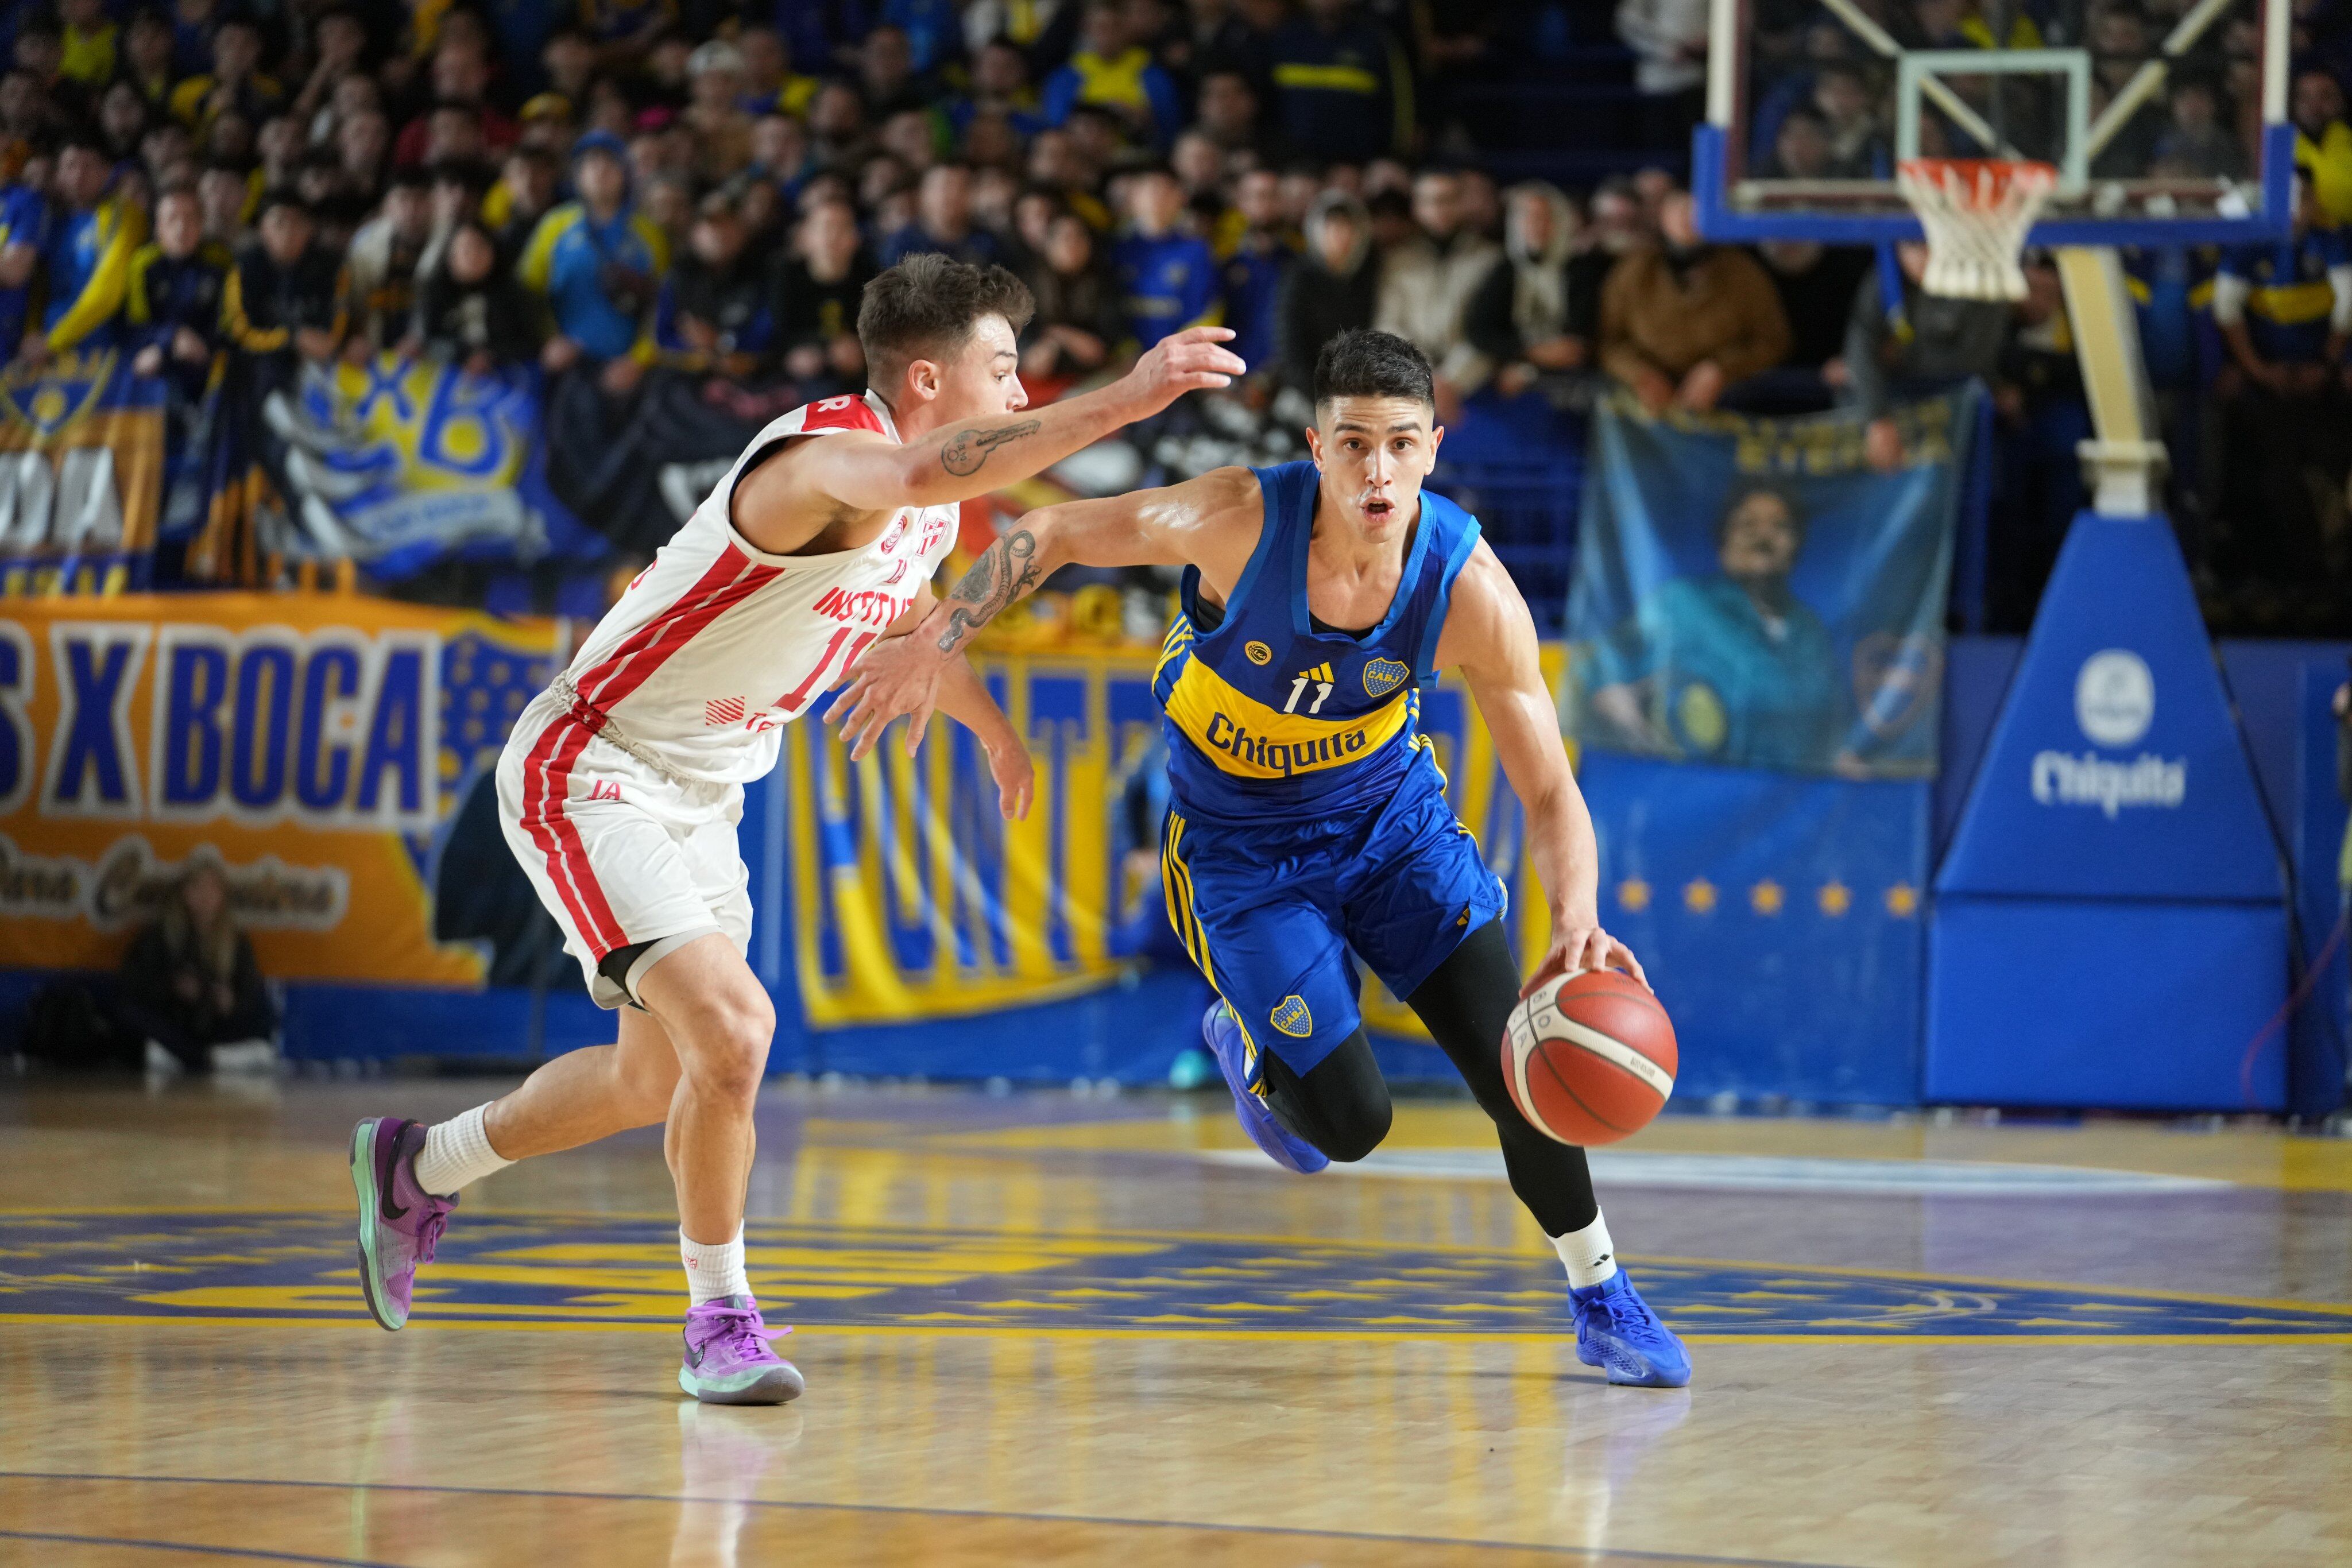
[1895, 158, 2059, 301]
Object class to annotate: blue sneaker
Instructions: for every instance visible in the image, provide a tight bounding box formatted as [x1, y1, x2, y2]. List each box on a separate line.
[1571, 1269, 1692, 1388]
[1201, 1001, 1328, 1174]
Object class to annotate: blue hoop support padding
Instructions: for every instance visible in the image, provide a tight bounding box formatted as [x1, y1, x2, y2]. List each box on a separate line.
[1692, 123, 2295, 248]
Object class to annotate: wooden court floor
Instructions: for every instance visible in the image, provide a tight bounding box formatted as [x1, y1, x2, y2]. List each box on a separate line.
[3, 1080, 2351, 1567]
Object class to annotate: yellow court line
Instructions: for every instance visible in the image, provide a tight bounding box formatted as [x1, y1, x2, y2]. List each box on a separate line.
[9, 1209, 2352, 1319]
[897, 1120, 2352, 1192]
[3, 1312, 2351, 1347]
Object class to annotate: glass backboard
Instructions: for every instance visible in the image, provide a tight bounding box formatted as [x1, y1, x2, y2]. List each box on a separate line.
[1695, 0, 2294, 245]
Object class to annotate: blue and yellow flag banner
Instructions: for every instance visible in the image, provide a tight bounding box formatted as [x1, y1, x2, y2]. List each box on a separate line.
[784, 649, 1562, 1038]
[188, 354, 595, 587]
[0, 592, 559, 984]
[1566, 391, 1972, 779]
[0, 351, 167, 597]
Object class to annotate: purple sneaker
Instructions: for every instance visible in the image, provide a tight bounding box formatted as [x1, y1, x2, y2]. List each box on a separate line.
[680, 1296, 805, 1405]
[349, 1117, 456, 1331]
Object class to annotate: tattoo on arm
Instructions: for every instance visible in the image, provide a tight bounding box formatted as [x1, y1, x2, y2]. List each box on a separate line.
[939, 419, 1043, 477]
[936, 530, 1040, 654]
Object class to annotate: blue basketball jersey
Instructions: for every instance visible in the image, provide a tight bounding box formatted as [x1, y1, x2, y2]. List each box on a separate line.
[1152, 461, 1481, 826]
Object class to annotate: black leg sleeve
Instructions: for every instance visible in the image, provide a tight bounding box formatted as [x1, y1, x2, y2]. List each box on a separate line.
[1403, 920, 1600, 1236]
[1257, 1028, 1394, 1163]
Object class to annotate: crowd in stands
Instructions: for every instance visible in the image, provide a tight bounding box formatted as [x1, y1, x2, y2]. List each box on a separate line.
[0, 0, 2346, 630]
[0, 0, 1503, 579]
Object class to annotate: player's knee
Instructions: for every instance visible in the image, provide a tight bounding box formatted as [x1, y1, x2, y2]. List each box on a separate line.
[682, 993, 775, 1103]
[1316, 1079, 1393, 1163]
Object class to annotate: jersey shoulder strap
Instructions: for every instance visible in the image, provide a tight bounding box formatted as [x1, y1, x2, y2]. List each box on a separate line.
[1410, 489, 1483, 688]
[729, 391, 892, 491]
[1228, 459, 1316, 615]
[761, 392, 888, 443]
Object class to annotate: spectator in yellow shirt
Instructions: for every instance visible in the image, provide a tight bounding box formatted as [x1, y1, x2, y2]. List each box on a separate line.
[2293, 68, 2352, 227]
[59, 0, 119, 87]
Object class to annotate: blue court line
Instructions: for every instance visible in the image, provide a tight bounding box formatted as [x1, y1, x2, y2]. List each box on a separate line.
[0, 1530, 398, 1567]
[0, 1472, 1864, 1568]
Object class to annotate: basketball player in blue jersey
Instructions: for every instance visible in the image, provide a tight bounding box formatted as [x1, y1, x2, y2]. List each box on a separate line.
[834, 329, 1690, 1387]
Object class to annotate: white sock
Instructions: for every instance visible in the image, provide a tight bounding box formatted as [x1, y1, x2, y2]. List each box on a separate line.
[1552, 1213, 1619, 1290]
[681, 1226, 749, 1306]
[412, 1104, 512, 1198]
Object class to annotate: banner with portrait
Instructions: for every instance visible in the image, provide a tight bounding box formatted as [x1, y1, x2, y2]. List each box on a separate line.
[0, 351, 168, 597]
[0, 592, 562, 985]
[1565, 389, 1976, 778]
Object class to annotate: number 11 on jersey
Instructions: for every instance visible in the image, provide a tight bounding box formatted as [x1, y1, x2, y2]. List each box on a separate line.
[1283, 678, 1333, 715]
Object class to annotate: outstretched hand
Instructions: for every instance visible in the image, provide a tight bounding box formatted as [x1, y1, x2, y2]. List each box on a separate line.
[1521, 922, 1649, 1000]
[1125, 325, 1247, 414]
[826, 632, 942, 761]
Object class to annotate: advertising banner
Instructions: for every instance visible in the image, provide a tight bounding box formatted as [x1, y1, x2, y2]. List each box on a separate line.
[3, 590, 1569, 1052]
[783, 649, 1560, 1036]
[1937, 513, 2282, 901]
[0, 592, 561, 985]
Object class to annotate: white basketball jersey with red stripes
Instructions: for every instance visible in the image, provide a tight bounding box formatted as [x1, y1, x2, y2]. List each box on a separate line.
[551, 390, 962, 785]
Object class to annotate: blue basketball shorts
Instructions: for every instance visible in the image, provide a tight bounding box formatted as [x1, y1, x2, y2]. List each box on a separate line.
[1159, 772, 1506, 1083]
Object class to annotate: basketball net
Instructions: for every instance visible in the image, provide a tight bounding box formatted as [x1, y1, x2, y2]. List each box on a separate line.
[1895, 158, 2059, 301]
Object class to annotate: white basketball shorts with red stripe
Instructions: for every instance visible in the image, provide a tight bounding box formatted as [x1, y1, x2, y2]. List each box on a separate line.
[495, 690, 752, 1009]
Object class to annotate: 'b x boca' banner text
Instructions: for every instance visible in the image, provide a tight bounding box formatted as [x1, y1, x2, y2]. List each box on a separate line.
[0, 593, 559, 982]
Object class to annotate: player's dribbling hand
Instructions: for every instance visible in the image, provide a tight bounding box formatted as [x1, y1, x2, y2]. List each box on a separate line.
[826, 633, 938, 761]
[1124, 325, 1247, 413]
[987, 737, 1034, 822]
[1523, 923, 1650, 999]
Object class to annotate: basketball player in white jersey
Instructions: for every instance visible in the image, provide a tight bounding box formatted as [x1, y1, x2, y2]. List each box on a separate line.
[347, 254, 1246, 1403]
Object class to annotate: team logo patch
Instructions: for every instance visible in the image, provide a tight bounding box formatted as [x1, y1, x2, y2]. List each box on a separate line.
[1244, 641, 1272, 666]
[1362, 658, 1409, 698]
[1270, 996, 1313, 1037]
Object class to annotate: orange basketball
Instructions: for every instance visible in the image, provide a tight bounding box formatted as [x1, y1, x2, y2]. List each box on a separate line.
[1501, 970, 1677, 1146]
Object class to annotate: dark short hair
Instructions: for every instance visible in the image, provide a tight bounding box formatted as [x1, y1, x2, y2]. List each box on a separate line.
[1715, 480, 1805, 547]
[857, 251, 1035, 383]
[256, 188, 313, 222]
[1313, 328, 1434, 412]
[428, 157, 492, 193]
